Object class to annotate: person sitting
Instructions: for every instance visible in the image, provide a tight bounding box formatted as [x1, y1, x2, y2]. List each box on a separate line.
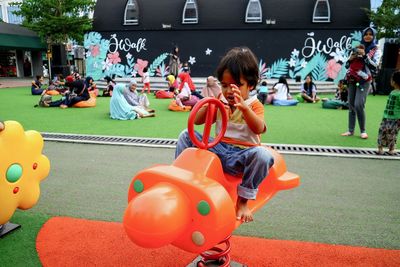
[269, 76, 298, 106]
[123, 80, 154, 113]
[85, 76, 98, 97]
[166, 74, 179, 93]
[53, 74, 67, 92]
[179, 70, 203, 100]
[103, 76, 115, 97]
[110, 84, 154, 120]
[256, 80, 269, 104]
[176, 72, 199, 108]
[301, 75, 320, 103]
[201, 76, 221, 98]
[322, 79, 349, 109]
[59, 75, 90, 108]
[31, 75, 44, 95]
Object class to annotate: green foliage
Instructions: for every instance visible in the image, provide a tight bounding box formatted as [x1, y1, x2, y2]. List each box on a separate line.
[366, 0, 400, 39]
[10, 0, 96, 45]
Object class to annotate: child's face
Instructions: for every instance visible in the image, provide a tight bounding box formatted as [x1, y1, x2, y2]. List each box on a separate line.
[220, 70, 253, 105]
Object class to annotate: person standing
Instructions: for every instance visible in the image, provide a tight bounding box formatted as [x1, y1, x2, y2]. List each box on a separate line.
[377, 70, 400, 155]
[169, 46, 180, 78]
[141, 67, 151, 94]
[341, 27, 382, 139]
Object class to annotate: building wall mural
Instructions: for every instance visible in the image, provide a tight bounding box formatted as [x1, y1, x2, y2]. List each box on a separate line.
[84, 30, 363, 84]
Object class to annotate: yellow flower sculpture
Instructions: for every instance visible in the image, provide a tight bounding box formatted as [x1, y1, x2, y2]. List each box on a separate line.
[0, 121, 50, 225]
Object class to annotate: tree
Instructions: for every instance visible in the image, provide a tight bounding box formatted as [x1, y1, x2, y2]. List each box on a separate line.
[11, 0, 95, 45]
[11, 0, 96, 78]
[366, 0, 400, 40]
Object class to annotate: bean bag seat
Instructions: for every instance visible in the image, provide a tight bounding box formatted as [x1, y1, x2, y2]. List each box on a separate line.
[295, 93, 304, 103]
[322, 99, 349, 109]
[182, 95, 200, 107]
[168, 100, 191, 112]
[156, 90, 174, 99]
[73, 93, 97, 108]
[88, 88, 99, 97]
[273, 99, 299, 106]
[44, 90, 60, 96]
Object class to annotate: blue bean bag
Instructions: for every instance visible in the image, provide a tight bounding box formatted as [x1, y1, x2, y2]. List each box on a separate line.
[273, 99, 299, 106]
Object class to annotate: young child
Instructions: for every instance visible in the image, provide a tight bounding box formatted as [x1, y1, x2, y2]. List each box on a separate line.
[175, 47, 274, 223]
[346, 44, 369, 82]
[377, 70, 400, 155]
[256, 80, 269, 104]
[141, 67, 151, 94]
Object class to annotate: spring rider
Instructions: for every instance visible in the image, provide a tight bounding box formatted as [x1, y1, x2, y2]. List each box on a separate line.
[0, 121, 50, 237]
[123, 98, 300, 266]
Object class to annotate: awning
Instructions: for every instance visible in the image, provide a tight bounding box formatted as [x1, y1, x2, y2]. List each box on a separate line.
[0, 33, 45, 50]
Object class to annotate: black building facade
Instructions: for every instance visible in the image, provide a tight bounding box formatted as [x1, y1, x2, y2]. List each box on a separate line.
[87, 0, 370, 83]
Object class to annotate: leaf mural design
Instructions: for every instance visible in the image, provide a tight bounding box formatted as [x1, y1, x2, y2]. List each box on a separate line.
[105, 64, 126, 78]
[84, 32, 102, 48]
[312, 58, 328, 81]
[258, 60, 269, 79]
[84, 31, 110, 80]
[156, 62, 169, 77]
[148, 53, 169, 77]
[266, 59, 288, 79]
[298, 53, 327, 80]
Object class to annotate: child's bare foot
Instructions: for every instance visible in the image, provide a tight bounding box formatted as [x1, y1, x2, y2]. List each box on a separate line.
[236, 197, 253, 223]
[388, 150, 396, 155]
[377, 146, 384, 155]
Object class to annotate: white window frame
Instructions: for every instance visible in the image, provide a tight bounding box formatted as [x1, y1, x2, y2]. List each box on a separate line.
[182, 0, 198, 24]
[124, 0, 139, 25]
[245, 0, 262, 23]
[7, 5, 23, 24]
[312, 0, 331, 23]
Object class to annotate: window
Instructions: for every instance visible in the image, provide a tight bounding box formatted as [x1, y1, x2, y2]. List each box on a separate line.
[182, 0, 198, 24]
[312, 0, 331, 23]
[7, 6, 23, 24]
[245, 0, 262, 23]
[124, 0, 139, 25]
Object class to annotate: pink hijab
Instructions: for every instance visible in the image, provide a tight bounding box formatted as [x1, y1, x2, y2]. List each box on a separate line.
[201, 76, 221, 98]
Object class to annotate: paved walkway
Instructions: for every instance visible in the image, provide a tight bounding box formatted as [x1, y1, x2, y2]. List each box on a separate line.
[0, 77, 34, 88]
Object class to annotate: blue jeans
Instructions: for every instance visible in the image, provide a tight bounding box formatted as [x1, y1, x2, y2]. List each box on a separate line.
[175, 130, 274, 200]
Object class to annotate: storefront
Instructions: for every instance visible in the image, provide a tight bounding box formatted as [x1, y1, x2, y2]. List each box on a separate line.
[0, 22, 45, 77]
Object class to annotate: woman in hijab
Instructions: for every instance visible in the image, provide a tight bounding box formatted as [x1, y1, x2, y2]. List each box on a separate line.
[201, 76, 221, 98]
[110, 83, 138, 120]
[110, 84, 154, 120]
[341, 27, 382, 139]
[85, 76, 98, 97]
[103, 76, 115, 97]
[169, 46, 180, 78]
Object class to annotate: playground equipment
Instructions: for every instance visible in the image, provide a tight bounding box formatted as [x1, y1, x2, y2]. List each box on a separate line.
[0, 121, 50, 237]
[123, 98, 300, 266]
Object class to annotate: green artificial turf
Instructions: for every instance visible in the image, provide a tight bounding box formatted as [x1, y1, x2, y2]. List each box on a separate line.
[0, 211, 50, 267]
[0, 87, 392, 148]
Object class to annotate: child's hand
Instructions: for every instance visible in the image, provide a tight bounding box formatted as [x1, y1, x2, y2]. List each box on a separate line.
[230, 84, 248, 111]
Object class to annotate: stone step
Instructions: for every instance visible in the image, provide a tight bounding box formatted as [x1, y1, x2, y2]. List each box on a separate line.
[94, 77, 336, 94]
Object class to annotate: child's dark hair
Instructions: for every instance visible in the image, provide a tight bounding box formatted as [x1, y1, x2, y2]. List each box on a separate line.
[392, 69, 400, 86]
[216, 47, 259, 88]
[143, 67, 148, 72]
[261, 81, 267, 86]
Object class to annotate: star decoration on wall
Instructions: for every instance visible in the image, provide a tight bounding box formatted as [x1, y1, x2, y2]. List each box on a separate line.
[205, 48, 212, 55]
[188, 56, 196, 65]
